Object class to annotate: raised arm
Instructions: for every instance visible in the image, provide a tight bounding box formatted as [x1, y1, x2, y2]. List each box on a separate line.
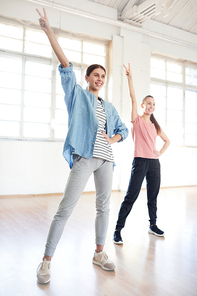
[123, 63, 137, 123]
[36, 8, 69, 68]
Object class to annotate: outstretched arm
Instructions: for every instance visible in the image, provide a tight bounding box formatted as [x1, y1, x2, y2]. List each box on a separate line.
[36, 8, 69, 68]
[123, 63, 137, 123]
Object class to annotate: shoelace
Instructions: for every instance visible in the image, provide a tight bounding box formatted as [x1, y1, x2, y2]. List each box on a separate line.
[36, 261, 50, 272]
[102, 252, 108, 260]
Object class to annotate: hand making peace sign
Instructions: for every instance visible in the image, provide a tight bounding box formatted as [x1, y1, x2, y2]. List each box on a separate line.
[36, 8, 51, 34]
[123, 63, 132, 80]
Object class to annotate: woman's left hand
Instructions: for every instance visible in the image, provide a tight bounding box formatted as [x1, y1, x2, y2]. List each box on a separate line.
[154, 150, 161, 157]
[101, 131, 113, 144]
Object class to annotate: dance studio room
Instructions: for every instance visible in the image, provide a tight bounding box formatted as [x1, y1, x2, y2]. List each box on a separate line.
[0, 0, 197, 295]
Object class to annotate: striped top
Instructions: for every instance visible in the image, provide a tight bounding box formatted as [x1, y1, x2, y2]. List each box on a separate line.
[93, 99, 114, 162]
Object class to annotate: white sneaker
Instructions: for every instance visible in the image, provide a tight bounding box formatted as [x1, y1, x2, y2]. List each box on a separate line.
[36, 259, 51, 284]
[93, 251, 115, 271]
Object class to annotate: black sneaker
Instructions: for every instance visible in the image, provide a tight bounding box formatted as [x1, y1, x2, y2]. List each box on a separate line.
[113, 230, 123, 244]
[148, 225, 165, 237]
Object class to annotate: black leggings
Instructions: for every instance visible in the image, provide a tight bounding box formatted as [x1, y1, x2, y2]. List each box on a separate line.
[116, 157, 161, 230]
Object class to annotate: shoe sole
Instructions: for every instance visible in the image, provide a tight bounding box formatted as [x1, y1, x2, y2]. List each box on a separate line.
[37, 278, 50, 284]
[148, 229, 165, 237]
[37, 275, 51, 284]
[92, 260, 115, 271]
[113, 240, 123, 245]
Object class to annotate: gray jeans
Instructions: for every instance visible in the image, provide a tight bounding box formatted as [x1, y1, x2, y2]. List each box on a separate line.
[44, 156, 113, 257]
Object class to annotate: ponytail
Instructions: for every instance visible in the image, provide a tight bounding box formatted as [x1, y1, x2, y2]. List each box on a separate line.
[142, 95, 161, 135]
[150, 113, 161, 135]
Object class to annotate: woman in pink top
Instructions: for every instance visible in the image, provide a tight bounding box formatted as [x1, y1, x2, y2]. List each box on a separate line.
[113, 63, 170, 244]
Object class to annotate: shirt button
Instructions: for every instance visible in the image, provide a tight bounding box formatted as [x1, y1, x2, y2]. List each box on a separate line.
[93, 142, 94, 144]
[95, 130, 96, 132]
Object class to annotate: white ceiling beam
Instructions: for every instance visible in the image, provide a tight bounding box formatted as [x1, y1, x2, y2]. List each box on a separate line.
[27, 0, 197, 49]
[120, 0, 157, 22]
[120, 0, 137, 20]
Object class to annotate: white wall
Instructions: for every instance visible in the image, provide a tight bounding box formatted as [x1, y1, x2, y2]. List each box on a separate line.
[0, 0, 197, 195]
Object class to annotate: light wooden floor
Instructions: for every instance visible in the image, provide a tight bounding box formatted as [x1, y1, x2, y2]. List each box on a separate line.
[0, 187, 197, 296]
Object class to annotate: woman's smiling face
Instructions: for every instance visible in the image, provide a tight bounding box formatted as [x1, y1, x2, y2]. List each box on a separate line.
[85, 67, 106, 92]
[141, 96, 155, 115]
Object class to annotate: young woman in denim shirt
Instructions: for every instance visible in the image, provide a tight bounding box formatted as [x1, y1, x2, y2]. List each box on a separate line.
[36, 8, 128, 284]
[113, 63, 170, 245]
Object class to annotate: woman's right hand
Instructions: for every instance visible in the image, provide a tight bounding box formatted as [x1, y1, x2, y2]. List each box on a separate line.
[36, 8, 51, 35]
[123, 63, 132, 80]
[123, 63, 137, 122]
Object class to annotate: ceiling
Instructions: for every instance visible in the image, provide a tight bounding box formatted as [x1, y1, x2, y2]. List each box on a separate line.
[88, 0, 197, 35]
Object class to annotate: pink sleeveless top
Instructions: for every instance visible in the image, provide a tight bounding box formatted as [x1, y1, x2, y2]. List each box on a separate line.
[132, 115, 158, 159]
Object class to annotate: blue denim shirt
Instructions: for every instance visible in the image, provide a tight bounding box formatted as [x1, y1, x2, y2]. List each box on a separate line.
[59, 63, 128, 168]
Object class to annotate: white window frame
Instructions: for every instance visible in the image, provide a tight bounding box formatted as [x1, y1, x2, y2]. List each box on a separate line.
[0, 16, 109, 141]
[151, 54, 197, 148]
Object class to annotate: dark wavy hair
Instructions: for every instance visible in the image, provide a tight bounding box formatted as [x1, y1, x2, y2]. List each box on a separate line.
[142, 95, 161, 135]
[86, 64, 106, 76]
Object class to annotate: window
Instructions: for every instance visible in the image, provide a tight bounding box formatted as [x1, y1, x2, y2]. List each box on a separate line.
[150, 56, 197, 147]
[0, 17, 108, 141]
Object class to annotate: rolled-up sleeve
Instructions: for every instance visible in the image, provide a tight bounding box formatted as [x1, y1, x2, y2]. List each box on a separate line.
[58, 62, 76, 113]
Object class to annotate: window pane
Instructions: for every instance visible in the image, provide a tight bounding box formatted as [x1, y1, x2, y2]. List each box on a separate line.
[0, 56, 22, 73]
[25, 61, 51, 78]
[154, 109, 166, 123]
[83, 53, 104, 66]
[0, 121, 20, 137]
[54, 124, 68, 139]
[150, 68, 165, 80]
[167, 109, 183, 122]
[83, 42, 105, 56]
[0, 72, 21, 89]
[185, 134, 197, 146]
[185, 112, 197, 123]
[0, 23, 23, 39]
[75, 69, 81, 84]
[55, 110, 68, 124]
[185, 123, 197, 134]
[0, 105, 21, 121]
[56, 79, 64, 95]
[24, 123, 50, 138]
[167, 121, 183, 145]
[167, 72, 182, 83]
[186, 67, 197, 86]
[25, 41, 52, 58]
[0, 36, 23, 52]
[56, 95, 66, 109]
[25, 76, 51, 93]
[186, 67, 197, 76]
[167, 62, 182, 73]
[63, 49, 81, 63]
[0, 89, 21, 105]
[24, 91, 51, 108]
[150, 83, 166, 108]
[25, 28, 49, 44]
[186, 75, 197, 86]
[151, 58, 165, 70]
[185, 90, 197, 113]
[59, 37, 81, 51]
[24, 107, 50, 123]
[25, 28, 51, 57]
[185, 90, 197, 125]
[0, 23, 23, 52]
[167, 87, 183, 110]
